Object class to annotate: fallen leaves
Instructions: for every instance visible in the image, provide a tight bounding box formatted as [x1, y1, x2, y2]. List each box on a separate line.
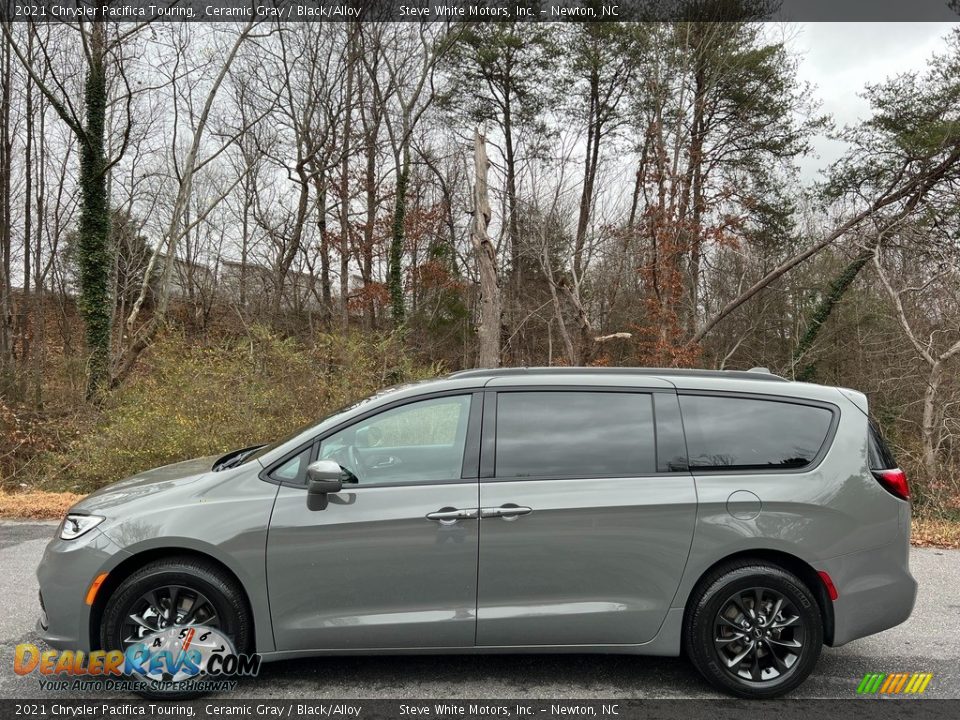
[912, 517, 960, 549]
[0, 490, 84, 520]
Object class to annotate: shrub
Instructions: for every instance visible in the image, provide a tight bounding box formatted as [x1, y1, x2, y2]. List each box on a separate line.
[29, 327, 440, 493]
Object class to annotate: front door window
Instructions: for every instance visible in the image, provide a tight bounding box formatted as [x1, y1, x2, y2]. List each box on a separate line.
[319, 395, 472, 485]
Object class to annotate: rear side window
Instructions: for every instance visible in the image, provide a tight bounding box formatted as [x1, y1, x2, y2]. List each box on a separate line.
[680, 395, 833, 471]
[868, 420, 897, 470]
[495, 391, 656, 478]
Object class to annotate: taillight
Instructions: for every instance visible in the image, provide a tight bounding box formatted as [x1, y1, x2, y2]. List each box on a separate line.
[872, 468, 910, 501]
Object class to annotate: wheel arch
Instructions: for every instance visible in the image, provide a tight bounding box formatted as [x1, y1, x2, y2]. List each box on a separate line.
[680, 548, 835, 646]
[88, 547, 257, 653]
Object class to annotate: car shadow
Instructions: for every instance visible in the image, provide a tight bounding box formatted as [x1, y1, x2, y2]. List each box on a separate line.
[230, 653, 714, 698]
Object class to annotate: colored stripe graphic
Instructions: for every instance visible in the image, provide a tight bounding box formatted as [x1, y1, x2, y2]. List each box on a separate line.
[857, 673, 886, 694]
[890, 674, 909, 693]
[858, 672, 932, 695]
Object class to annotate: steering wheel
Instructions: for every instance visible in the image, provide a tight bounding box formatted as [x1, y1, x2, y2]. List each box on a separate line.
[347, 443, 365, 481]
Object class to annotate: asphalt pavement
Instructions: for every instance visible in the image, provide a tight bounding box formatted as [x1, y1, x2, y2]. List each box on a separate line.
[1, 520, 957, 700]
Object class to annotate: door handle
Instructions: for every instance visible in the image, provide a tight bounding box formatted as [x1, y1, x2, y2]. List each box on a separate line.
[371, 456, 400, 469]
[480, 505, 533, 519]
[426, 507, 479, 524]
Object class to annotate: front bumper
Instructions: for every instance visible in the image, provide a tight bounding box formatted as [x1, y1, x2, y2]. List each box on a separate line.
[35, 527, 128, 651]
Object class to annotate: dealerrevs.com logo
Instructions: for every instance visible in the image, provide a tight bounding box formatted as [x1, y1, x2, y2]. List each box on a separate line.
[857, 672, 934, 695]
[15, 625, 260, 693]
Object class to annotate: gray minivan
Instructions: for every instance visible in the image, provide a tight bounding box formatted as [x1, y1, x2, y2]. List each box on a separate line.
[37, 368, 916, 698]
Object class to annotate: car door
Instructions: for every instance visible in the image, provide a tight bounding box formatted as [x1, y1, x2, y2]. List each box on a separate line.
[476, 387, 696, 647]
[266, 392, 482, 651]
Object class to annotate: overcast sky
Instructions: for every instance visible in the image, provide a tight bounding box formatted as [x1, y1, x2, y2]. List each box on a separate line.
[789, 22, 957, 182]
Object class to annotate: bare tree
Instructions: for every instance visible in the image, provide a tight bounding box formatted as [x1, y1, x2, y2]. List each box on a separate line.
[4, 17, 142, 395]
[471, 128, 500, 368]
[874, 239, 960, 485]
[364, 23, 455, 324]
[337, 21, 359, 329]
[116, 22, 259, 385]
[0, 30, 13, 395]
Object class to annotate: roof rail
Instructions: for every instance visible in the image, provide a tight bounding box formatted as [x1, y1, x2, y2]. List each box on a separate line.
[447, 367, 788, 382]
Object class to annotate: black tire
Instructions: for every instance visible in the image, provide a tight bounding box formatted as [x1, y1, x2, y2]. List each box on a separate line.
[684, 560, 823, 699]
[101, 556, 252, 700]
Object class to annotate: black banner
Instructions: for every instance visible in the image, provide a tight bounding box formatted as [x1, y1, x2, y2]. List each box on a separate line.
[2, 700, 959, 720]
[0, 0, 959, 23]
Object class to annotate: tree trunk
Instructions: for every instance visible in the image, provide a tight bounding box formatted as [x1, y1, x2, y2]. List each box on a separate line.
[239, 171, 251, 311]
[686, 52, 709, 336]
[76, 22, 112, 397]
[471, 130, 501, 368]
[573, 69, 601, 282]
[272, 167, 311, 322]
[339, 29, 357, 330]
[32, 80, 46, 407]
[503, 90, 521, 292]
[388, 152, 409, 325]
[362, 128, 377, 328]
[922, 361, 943, 483]
[544, 253, 577, 366]
[21, 33, 33, 391]
[791, 249, 872, 381]
[314, 181, 332, 320]
[0, 34, 12, 398]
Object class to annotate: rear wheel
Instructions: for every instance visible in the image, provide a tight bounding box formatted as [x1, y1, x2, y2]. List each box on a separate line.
[684, 561, 823, 698]
[101, 557, 251, 699]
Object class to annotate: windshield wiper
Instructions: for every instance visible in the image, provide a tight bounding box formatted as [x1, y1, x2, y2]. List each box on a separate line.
[213, 445, 264, 471]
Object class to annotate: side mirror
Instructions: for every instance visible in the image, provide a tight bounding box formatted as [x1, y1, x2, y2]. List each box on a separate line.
[306, 460, 344, 511]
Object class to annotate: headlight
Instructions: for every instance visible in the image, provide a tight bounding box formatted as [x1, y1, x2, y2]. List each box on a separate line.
[60, 514, 105, 540]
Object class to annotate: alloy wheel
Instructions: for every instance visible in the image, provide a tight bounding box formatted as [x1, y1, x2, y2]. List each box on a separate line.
[713, 586, 805, 683]
[119, 584, 221, 648]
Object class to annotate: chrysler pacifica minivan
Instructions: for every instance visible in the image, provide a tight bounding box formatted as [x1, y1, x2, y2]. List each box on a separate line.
[37, 367, 916, 698]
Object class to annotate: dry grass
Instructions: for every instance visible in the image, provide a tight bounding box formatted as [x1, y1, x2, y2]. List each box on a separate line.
[912, 516, 960, 549]
[14, 328, 437, 495]
[0, 490, 83, 520]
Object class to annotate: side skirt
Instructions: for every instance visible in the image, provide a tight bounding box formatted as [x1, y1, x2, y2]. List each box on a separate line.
[256, 608, 684, 663]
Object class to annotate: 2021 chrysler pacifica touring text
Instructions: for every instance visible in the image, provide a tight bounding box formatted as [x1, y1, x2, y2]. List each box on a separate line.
[36, 367, 916, 698]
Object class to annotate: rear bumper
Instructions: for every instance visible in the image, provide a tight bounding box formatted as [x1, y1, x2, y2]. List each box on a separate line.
[819, 519, 916, 647]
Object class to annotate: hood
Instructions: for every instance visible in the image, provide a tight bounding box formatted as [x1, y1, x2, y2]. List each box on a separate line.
[71, 455, 221, 515]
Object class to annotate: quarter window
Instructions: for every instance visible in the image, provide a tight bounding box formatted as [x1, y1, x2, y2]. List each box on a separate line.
[318, 395, 472, 485]
[679, 395, 833, 471]
[268, 446, 312, 484]
[868, 419, 897, 470]
[495, 391, 656, 478]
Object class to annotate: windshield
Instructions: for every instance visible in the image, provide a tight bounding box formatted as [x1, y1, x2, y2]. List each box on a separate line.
[239, 382, 416, 466]
[238, 419, 320, 466]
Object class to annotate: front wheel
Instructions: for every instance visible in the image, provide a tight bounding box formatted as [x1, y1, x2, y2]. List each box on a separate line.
[684, 561, 823, 698]
[100, 556, 251, 699]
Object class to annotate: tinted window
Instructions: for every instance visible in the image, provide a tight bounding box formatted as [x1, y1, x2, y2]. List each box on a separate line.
[495, 392, 656, 478]
[319, 395, 471, 485]
[868, 420, 897, 470]
[680, 395, 833, 471]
